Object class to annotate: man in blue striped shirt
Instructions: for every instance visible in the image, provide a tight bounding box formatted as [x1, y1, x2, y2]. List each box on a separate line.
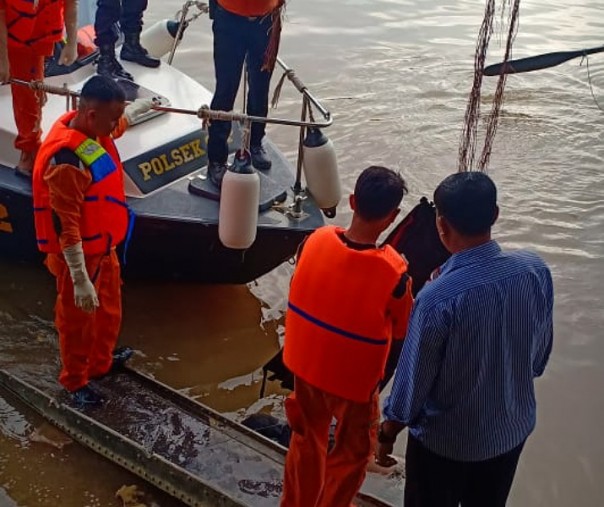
[376, 172, 553, 507]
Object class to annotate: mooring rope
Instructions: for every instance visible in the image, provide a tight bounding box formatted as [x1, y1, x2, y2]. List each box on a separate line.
[458, 0, 521, 172]
[582, 54, 604, 113]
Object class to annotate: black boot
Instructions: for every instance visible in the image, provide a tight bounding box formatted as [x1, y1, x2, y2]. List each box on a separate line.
[120, 32, 160, 68]
[250, 145, 272, 170]
[97, 44, 134, 81]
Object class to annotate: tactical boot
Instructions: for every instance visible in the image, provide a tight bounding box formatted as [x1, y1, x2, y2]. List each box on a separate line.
[250, 145, 272, 171]
[120, 32, 160, 68]
[97, 44, 134, 81]
[207, 161, 228, 189]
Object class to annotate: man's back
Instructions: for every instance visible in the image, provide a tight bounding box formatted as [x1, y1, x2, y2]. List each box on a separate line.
[387, 240, 553, 461]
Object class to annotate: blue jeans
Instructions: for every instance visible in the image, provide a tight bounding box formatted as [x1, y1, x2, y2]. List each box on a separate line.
[207, 6, 274, 163]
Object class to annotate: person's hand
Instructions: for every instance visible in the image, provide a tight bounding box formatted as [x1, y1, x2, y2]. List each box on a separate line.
[58, 41, 78, 66]
[0, 51, 10, 84]
[375, 441, 397, 468]
[63, 242, 99, 313]
[124, 98, 154, 125]
[72, 272, 99, 312]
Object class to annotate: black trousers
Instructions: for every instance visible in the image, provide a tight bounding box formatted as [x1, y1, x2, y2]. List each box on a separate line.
[94, 0, 149, 46]
[404, 434, 525, 507]
[207, 6, 273, 163]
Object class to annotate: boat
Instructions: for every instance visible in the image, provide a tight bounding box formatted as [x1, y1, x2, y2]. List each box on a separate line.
[0, 2, 337, 284]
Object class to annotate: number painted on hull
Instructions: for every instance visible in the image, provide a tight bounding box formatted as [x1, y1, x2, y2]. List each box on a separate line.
[0, 204, 13, 233]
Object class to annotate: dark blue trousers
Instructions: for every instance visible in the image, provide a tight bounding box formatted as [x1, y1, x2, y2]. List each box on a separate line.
[208, 6, 274, 164]
[94, 0, 149, 46]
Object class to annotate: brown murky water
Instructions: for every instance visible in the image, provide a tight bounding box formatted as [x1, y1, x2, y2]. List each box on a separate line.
[1, 0, 603, 505]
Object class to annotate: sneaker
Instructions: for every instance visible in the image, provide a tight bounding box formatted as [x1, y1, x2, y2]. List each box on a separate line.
[70, 384, 103, 408]
[90, 346, 134, 380]
[250, 145, 272, 171]
[111, 346, 134, 370]
[207, 161, 228, 189]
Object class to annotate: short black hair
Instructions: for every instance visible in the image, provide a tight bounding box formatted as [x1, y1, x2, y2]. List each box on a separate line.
[80, 75, 126, 104]
[434, 172, 497, 236]
[354, 166, 408, 221]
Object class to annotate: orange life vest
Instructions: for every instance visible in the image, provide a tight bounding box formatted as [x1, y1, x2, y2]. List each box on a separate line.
[4, 0, 64, 55]
[33, 111, 129, 255]
[283, 226, 408, 403]
[217, 0, 279, 17]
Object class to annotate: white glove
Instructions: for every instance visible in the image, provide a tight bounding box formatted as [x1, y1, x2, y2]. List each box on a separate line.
[0, 51, 9, 84]
[58, 41, 78, 66]
[124, 98, 154, 125]
[63, 242, 99, 313]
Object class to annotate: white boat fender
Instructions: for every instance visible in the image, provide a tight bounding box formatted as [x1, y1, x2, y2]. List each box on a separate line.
[139, 19, 185, 60]
[302, 128, 341, 218]
[218, 151, 260, 250]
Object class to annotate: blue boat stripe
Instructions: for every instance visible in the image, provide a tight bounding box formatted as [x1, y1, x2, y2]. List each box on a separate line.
[84, 195, 99, 202]
[33, 207, 47, 212]
[37, 239, 49, 244]
[287, 302, 388, 346]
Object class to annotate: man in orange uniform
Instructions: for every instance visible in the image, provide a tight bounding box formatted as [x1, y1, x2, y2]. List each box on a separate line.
[281, 166, 414, 507]
[32, 75, 152, 407]
[206, 0, 284, 187]
[0, 0, 78, 175]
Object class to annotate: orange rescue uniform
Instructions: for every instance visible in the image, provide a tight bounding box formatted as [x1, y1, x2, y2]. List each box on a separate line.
[1, 0, 65, 153]
[33, 111, 129, 392]
[281, 226, 414, 507]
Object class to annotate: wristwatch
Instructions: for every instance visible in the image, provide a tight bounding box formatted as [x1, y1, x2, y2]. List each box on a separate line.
[377, 422, 397, 444]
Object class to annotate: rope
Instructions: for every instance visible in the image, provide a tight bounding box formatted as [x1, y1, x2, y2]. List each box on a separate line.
[241, 119, 252, 152]
[271, 71, 288, 109]
[457, 0, 496, 172]
[581, 54, 604, 113]
[457, 0, 521, 172]
[174, 0, 209, 24]
[477, 0, 520, 171]
[271, 69, 307, 109]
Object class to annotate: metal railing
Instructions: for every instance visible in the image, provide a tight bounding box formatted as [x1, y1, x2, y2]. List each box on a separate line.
[10, 2, 334, 217]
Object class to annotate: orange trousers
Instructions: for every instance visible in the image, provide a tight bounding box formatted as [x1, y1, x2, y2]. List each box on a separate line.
[46, 249, 122, 392]
[280, 376, 379, 507]
[8, 45, 46, 153]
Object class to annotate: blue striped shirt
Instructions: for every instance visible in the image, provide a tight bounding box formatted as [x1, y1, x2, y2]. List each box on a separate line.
[383, 240, 553, 461]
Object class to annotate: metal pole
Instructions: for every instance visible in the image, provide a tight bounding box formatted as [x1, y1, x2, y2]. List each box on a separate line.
[151, 104, 332, 129]
[293, 96, 309, 194]
[275, 57, 331, 121]
[167, 1, 191, 66]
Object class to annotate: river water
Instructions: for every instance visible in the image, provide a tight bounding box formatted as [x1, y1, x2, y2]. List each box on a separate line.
[0, 0, 602, 505]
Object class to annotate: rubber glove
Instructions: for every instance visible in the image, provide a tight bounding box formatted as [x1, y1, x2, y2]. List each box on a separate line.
[63, 242, 99, 313]
[59, 40, 78, 66]
[124, 98, 154, 125]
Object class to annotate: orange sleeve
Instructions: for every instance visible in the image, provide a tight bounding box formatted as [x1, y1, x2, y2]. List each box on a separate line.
[388, 274, 414, 341]
[111, 115, 129, 139]
[44, 163, 92, 250]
